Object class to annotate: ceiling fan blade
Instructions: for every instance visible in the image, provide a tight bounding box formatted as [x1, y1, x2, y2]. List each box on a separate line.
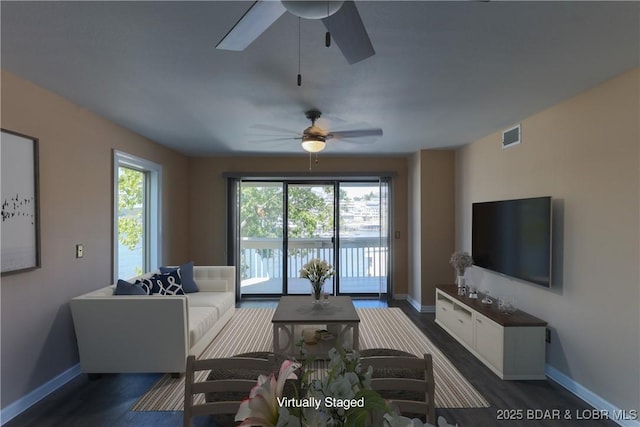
[321, 1, 374, 65]
[248, 137, 300, 143]
[329, 128, 383, 139]
[216, 1, 286, 51]
[250, 123, 300, 134]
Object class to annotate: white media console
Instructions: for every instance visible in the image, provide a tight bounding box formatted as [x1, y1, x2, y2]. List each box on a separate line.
[435, 285, 547, 380]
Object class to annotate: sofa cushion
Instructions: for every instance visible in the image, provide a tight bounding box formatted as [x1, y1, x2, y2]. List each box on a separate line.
[160, 261, 199, 293]
[187, 291, 235, 318]
[192, 267, 234, 292]
[147, 271, 185, 295]
[115, 279, 147, 295]
[189, 307, 219, 346]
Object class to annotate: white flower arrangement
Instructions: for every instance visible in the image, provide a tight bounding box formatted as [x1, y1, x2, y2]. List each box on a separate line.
[235, 347, 458, 427]
[300, 258, 335, 298]
[449, 251, 473, 276]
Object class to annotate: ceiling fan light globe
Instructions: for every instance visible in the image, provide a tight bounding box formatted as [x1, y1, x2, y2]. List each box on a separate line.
[301, 139, 326, 153]
[282, 0, 344, 19]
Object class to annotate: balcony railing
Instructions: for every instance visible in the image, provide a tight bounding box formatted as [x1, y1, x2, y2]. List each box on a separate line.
[240, 236, 388, 294]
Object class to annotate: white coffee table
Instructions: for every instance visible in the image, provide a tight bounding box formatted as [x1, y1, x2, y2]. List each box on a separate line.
[272, 296, 360, 358]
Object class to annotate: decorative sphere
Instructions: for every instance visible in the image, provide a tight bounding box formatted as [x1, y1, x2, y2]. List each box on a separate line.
[282, 1, 344, 19]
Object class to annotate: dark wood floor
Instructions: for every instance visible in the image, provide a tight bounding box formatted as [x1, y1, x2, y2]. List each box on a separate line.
[5, 300, 616, 427]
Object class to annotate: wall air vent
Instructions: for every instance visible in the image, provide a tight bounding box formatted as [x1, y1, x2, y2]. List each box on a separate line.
[502, 124, 521, 148]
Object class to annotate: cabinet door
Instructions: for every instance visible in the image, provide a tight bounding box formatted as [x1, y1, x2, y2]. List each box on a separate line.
[474, 312, 504, 371]
[436, 293, 454, 327]
[451, 304, 474, 347]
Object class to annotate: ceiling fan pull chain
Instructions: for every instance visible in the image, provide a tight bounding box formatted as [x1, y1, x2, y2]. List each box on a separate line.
[308, 152, 319, 170]
[325, 1, 331, 47]
[297, 17, 302, 87]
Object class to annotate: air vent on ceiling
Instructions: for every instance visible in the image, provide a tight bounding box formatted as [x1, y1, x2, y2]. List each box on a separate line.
[502, 124, 521, 148]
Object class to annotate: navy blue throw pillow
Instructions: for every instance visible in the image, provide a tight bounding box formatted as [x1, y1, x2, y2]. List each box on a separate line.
[160, 261, 199, 293]
[150, 270, 185, 295]
[115, 279, 147, 295]
[135, 278, 154, 295]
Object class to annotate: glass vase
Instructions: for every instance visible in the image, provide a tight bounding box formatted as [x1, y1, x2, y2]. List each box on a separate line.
[311, 281, 323, 304]
[456, 271, 466, 295]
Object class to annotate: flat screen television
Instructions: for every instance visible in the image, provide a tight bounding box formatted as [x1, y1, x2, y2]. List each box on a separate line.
[472, 196, 552, 287]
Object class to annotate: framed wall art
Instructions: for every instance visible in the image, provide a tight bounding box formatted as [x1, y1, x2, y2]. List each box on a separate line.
[1, 128, 41, 274]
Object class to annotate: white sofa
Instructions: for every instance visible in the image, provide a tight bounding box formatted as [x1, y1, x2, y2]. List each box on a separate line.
[70, 266, 236, 374]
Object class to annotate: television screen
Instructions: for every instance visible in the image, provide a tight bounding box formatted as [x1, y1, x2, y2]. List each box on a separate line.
[472, 197, 552, 287]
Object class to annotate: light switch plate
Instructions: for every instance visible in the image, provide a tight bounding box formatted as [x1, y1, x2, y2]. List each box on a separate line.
[76, 244, 84, 258]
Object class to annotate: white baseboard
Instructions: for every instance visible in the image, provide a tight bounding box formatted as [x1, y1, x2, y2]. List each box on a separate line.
[0, 363, 82, 426]
[392, 293, 435, 313]
[422, 305, 435, 313]
[406, 295, 421, 311]
[546, 364, 639, 427]
[403, 295, 434, 313]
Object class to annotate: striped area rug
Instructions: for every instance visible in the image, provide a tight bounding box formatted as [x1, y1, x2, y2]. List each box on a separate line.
[131, 307, 489, 411]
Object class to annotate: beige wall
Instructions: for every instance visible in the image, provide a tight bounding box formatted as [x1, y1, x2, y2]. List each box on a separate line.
[408, 150, 455, 309]
[419, 150, 455, 306]
[456, 68, 639, 412]
[187, 156, 409, 296]
[0, 70, 190, 408]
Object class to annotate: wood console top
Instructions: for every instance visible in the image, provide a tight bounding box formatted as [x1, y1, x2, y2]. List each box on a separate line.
[436, 285, 547, 327]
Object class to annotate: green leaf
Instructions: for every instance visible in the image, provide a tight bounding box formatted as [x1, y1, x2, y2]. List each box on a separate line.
[343, 389, 391, 427]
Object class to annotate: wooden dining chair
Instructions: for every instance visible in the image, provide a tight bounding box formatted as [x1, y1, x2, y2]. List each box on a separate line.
[360, 352, 436, 424]
[183, 354, 275, 427]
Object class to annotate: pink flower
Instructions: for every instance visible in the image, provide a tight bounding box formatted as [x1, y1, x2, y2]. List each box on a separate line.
[235, 360, 301, 426]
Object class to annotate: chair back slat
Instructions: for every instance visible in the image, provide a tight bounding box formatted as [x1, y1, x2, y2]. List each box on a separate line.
[360, 356, 425, 370]
[390, 400, 429, 416]
[191, 356, 273, 371]
[191, 401, 245, 418]
[191, 379, 257, 394]
[183, 354, 275, 427]
[370, 377, 428, 392]
[360, 352, 436, 424]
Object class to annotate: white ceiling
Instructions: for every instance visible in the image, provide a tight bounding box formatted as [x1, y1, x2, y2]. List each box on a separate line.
[1, 1, 638, 156]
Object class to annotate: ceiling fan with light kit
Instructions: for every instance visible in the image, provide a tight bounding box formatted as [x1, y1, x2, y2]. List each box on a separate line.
[250, 109, 383, 165]
[216, 0, 375, 65]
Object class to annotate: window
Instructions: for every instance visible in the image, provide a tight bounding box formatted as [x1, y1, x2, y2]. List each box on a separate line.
[113, 151, 162, 279]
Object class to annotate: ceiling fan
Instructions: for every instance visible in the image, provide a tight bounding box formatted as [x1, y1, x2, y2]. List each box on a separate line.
[216, 0, 375, 65]
[252, 110, 383, 153]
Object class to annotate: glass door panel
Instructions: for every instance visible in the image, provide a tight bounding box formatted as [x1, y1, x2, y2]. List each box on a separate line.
[378, 179, 390, 295]
[286, 184, 335, 295]
[239, 182, 284, 295]
[338, 182, 389, 294]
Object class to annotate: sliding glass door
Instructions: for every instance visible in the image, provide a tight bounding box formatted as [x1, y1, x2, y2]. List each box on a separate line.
[235, 178, 390, 298]
[286, 183, 335, 295]
[337, 181, 389, 295]
[239, 182, 284, 295]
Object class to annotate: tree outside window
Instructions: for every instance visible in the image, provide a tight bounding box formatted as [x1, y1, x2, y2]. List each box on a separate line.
[117, 166, 145, 277]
